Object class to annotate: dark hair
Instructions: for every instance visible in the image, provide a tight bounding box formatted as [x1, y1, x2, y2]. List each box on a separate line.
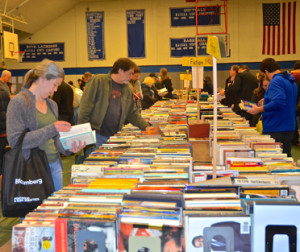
[133, 66, 141, 74]
[239, 65, 250, 71]
[149, 72, 158, 78]
[253, 74, 266, 100]
[111, 58, 136, 74]
[260, 58, 281, 73]
[231, 65, 239, 73]
[160, 68, 168, 79]
[68, 81, 74, 86]
[24, 59, 64, 88]
[192, 235, 203, 247]
[294, 61, 300, 70]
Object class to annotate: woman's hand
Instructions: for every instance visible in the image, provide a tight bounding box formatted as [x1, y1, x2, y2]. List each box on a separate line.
[258, 98, 264, 106]
[69, 140, 86, 153]
[54, 121, 71, 132]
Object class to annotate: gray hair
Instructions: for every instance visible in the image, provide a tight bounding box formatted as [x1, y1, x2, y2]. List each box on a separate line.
[23, 58, 64, 88]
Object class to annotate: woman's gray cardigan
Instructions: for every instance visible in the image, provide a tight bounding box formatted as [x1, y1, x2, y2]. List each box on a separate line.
[6, 88, 70, 162]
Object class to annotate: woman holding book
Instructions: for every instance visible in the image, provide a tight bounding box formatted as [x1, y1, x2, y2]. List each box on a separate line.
[6, 59, 85, 192]
[249, 74, 270, 127]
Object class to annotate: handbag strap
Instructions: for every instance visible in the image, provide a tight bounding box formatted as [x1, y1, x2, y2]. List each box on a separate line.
[14, 92, 30, 149]
[22, 92, 29, 109]
[15, 129, 30, 151]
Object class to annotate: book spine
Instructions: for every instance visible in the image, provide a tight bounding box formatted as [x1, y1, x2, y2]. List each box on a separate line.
[55, 218, 68, 252]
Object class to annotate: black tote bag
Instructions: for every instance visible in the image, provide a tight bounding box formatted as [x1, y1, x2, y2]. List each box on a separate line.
[1, 129, 55, 217]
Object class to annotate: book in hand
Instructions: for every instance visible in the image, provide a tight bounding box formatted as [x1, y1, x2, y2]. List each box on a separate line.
[239, 100, 257, 111]
[157, 87, 168, 96]
[59, 123, 96, 150]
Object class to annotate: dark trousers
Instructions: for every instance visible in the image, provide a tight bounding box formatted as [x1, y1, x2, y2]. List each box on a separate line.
[268, 131, 294, 157]
[0, 137, 8, 174]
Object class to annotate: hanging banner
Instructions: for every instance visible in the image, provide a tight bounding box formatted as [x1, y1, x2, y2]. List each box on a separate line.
[86, 12, 105, 60]
[197, 36, 209, 56]
[19, 43, 64, 62]
[127, 9, 145, 58]
[170, 38, 196, 57]
[170, 6, 220, 27]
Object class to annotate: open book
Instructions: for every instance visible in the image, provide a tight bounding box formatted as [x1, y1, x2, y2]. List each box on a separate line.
[157, 87, 168, 96]
[59, 123, 96, 150]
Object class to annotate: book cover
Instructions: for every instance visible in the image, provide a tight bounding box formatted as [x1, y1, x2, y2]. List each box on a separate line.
[118, 223, 183, 252]
[59, 123, 96, 150]
[185, 215, 251, 252]
[55, 218, 116, 252]
[12, 224, 55, 252]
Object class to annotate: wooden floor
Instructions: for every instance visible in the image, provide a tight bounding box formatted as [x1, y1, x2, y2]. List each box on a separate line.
[0, 240, 11, 251]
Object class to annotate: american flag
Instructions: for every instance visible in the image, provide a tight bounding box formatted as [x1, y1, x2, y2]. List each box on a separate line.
[262, 2, 296, 55]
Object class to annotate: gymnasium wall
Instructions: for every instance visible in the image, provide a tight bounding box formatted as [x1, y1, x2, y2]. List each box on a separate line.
[6, 0, 300, 90]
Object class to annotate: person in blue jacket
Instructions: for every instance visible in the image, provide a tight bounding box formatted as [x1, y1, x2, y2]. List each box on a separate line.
[248, 58, 298, 157]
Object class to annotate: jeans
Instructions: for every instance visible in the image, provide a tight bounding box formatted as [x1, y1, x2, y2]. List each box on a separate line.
[95, 133, 109, 150]
[73, 107, 79, 125]
[49, 159, 63, 192]
[84, 133, 109, 158]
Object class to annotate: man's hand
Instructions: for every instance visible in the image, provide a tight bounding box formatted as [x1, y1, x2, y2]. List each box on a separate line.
[219, 89, 225, 96]
[247, 104, 264, 115]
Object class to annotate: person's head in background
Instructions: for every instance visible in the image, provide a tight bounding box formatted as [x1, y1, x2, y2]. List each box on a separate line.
[131, 66, 141, 82]
[254, 73, 269, 100]
[260, 58, 281, 81]
[82, 72, 92, 82]
[111, 58, 137, 84]
[68, 81, 74, 86]
[230, 65, 239, 77]
[294, 61, 300, 71]
[149, 72, 158, 82]
[239, 65, 250, 73]
[160, 68, 168, 80]
[143, 76, 155, 88]
[23, 58, 64, 98]
[0, 70, 12, 84]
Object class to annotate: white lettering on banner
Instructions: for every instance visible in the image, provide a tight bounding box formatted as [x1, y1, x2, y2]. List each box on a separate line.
[14, 197, 40, 203]
[15, 178, 43, 185]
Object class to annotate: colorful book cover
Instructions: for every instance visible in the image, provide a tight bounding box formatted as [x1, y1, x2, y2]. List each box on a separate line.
[118, 223, 183, 252]
[12, 224, 55, 252]
[55, 218, 116, 252]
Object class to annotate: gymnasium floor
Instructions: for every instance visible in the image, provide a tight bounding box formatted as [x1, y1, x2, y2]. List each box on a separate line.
[1, 147, 300, 249]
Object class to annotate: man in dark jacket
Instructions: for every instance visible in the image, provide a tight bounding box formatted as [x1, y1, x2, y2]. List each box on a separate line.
[228, 65, 258, 120]
[0, 85, 10, 172]
[52, 81, 74, 124]
[78, 58, 151, 148]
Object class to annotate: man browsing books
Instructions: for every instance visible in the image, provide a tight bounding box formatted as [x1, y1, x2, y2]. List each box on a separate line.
[247, 58, 298, 157]
[78, 58, 151, 149]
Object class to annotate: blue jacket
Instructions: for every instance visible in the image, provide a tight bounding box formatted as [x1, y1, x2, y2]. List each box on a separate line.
[263, 72, 298, 133]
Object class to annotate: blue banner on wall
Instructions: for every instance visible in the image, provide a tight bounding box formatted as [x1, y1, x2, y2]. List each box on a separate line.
[170, 6, 220, 27]
[170, 38, 196, 57]
[197, 36, 209, 56]
[19, 43, 64, 62]
[127, 9, 145, 58]
[86, 12, 105, 60]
